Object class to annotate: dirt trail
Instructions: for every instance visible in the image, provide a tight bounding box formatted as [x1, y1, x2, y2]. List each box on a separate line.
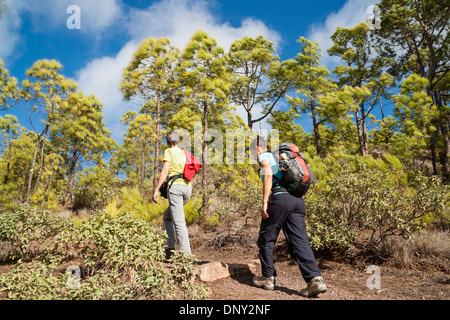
[191, 229, 449, 300]
[0, 223, 448, 301]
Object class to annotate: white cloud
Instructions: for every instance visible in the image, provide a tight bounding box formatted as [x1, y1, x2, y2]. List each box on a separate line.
[0, 0, 25, 59]
[0, 0, 122, 59]
[0, 18, 20, 58]
[75, 41, 139, 142]
[75, 0, 282, 139]
[306, 0, 377, 71]
[126, 0, 282, 51]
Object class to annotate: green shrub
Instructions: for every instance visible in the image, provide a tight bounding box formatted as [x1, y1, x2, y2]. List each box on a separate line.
[105, 187, 168, 222]
[0, 206, 207, 300]
[205, 164, 262, 227]
[305, 165, 449, 251]
[0, 260, 70, 300]
[183, 195, 202, 225]
[70, 164, 123, 211]
[0, 205, 75, 262]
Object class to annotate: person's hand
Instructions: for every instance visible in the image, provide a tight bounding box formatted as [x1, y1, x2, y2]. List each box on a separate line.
[153, 191, 159, 204]
[261, 201, 269, 219]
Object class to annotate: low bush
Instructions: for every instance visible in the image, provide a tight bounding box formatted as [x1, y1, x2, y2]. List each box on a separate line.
[305, 165, 449, 252]
[0, 205, 74, 262]
[0, 206, 207, 300]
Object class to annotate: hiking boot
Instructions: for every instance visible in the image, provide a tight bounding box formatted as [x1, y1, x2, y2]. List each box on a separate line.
[253, 276, 276, 290]
[165, 248, 175, 260]
[300, 276, 327, 297]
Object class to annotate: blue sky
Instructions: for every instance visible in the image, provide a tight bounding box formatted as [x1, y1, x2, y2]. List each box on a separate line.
[0, 0, 379, 142]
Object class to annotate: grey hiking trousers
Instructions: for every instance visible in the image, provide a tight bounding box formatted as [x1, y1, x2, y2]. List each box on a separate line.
[163, 184, 192, 254]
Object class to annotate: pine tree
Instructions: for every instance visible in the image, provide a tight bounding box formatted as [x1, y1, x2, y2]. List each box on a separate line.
[0, 115, 25, 185]
[393, 74, 436, 171]
[51, 91, 116, 206]
[376, 0, 449, 179]
[228, 36, 277, 129]
[179, 30, 232, 217]
[121, 37, 180, 191]
[120, 111, 157, 191]
[0, 59, 19, 111]
[21, 59, 77, 204]
[328, 22, 395, 156]
[287, 37, 337, 157]
[0, 0, 8, 19]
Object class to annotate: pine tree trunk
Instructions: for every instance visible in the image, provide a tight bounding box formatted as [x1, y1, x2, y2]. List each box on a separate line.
[413, 0, 447, 178]
[152, 91, 161, 192]
[425, 87, 439, 176]
[201, 100, 209, 218]
[379, 99, 385, 121]
[246, 83, 253, 130]
[311, 103, 323, 158]
[433, 91, 449, 181]
[67, 147, 79, 207]
[427, 126, 438, 175]
[26, 123, 49, 204]
[355, 105, 368, 157]
[33, 138, 46, 195]
[3, 140, 12, 185]
[26, 137, 41, 204]
[140, 140, 146, 192]
[247, 113, 253, 130]
[360, 104, 368, 156]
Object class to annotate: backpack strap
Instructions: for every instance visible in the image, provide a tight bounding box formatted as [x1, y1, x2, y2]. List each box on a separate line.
[166, 173, 184, 191]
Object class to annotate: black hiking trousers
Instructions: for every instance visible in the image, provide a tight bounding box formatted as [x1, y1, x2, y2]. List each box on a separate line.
[258, 192, 321, 283]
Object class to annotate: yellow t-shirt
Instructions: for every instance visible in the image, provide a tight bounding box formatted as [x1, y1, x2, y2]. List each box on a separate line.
[163, 146, 191, 186]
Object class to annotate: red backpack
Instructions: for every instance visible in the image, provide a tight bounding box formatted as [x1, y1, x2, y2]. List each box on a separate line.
[182, 149, 202, 181]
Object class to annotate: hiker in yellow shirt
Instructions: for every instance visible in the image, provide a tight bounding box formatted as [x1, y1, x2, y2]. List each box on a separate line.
[153, 131, 192, 257]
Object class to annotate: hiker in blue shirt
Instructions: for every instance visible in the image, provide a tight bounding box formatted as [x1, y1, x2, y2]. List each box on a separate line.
[250, 135, 327, 297]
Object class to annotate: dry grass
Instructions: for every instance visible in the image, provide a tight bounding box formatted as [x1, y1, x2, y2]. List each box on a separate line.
[380, 229, 450, 271]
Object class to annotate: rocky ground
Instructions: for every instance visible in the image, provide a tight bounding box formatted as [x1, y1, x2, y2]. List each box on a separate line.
[190, 226, 449, 300]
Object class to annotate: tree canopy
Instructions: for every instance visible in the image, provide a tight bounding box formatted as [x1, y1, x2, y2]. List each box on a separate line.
[0, 0, 448, 218]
